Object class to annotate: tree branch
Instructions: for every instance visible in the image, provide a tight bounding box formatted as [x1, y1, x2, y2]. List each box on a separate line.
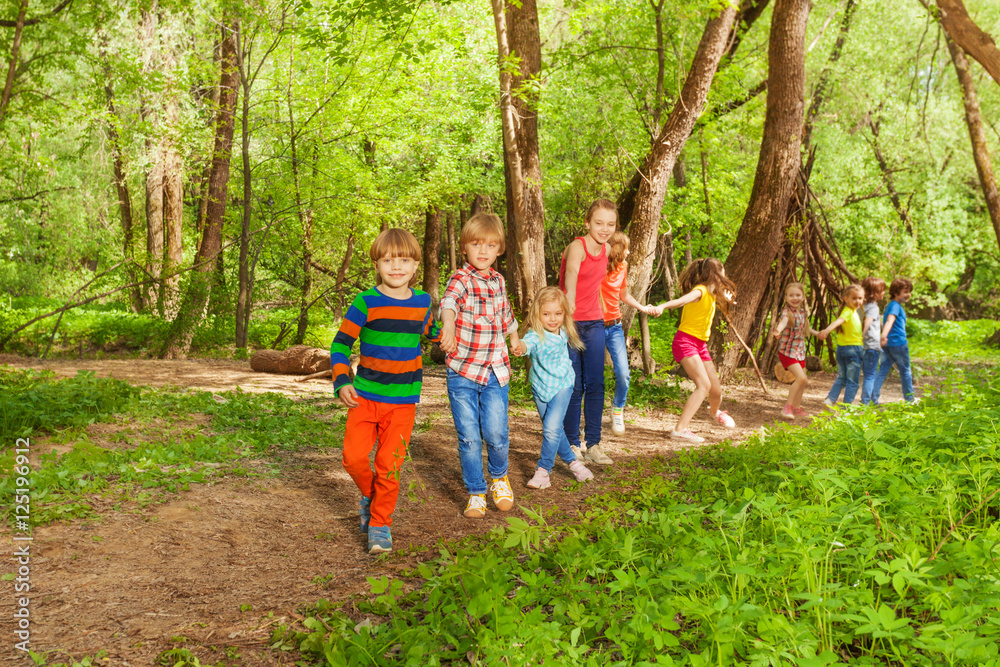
[0, 0, 73, 28]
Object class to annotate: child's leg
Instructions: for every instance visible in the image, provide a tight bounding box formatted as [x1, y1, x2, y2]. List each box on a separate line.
[446, 369, 488, 495]
[535, 386, 575, 467]
[894, 345, 915, 401]
[860, 349, 880, 405]
[480, 371, 511, 481]
[703, 360, 724, 416]
[675, 355, 712, 432]
[369, 403, 416, 528]
[788, 363, 809, 408]
[871, 349, 895, 405]
[342, 397, 380, 500]
[565, 344, 585, 448]
[605, 323, 630, 409]
[578, 320, 606, 447]
[842, 347, 863, 404]
[826, 347, 848, 403]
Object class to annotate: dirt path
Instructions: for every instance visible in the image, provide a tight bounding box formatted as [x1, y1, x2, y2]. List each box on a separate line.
[0, 356, 910, 665]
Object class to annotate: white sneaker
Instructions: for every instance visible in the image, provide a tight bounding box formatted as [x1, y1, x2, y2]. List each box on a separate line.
[584, 444, 613, 466]
[570, 445, 583, 460]
[670, 429, 705, 443]
[611, 409, 625, 435]
[715, 410, 736, 428]
[824, 398, 834, 408]
[526, 467, 551, 489]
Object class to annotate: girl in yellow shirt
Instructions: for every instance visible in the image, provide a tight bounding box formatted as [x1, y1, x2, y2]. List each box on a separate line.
[652, 258, 737, 443]
[817, 284, 865, 406]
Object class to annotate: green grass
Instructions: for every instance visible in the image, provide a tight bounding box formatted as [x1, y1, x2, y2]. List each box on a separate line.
[273, 365, 1000, 665]
[908, 318, 1000, 363]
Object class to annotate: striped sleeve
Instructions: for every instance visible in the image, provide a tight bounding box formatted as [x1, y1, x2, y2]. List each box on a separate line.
[331, 293, 369, 392]
[522, 330, 539, 356]
[423, 308, 442, 343]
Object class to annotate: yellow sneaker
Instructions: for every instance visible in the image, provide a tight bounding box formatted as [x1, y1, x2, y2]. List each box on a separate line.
[464, 494, 487, 519]
[489, 476, 514, 511]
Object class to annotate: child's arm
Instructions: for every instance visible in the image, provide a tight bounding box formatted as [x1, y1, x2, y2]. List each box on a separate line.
[498, 283, 524, 355]
[651, 287, 702, 317]
[331, 295, 367, 408]
[817, 315, 847, 341]
[562, 241, 585, 314]
[439, 309, 458, 354]
[863, 314, 875, 336]
[880, 314, 896, 348]
[621, 291, 655, 316]
[438, 274, 467, 354]
[772, 312, 790, 339]
[513, 331, 535, 357]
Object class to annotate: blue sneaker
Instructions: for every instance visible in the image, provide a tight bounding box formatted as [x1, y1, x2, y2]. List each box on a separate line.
[367, 525, 392, 554]
[359, 496, 372, 533]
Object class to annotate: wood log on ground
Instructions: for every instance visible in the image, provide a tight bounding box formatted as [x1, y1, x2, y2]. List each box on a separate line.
[774, 362, 795, 384]
[806, 355, 822, 372]
[249, 349, 282, 373]
[250, 345, 329, 375]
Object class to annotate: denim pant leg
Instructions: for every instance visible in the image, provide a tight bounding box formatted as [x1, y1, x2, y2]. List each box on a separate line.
[842, 346, 863, 404]
[887, 345, 915, 400]
[448, 369, 488, 494]
[861, 349, 880, 405]
[826, 347, 849, 403]
[532, 385, 575, 471]
[604, 323, 630, 409]
[480, 372, 511, 480]
[871, 349, 895, 406]
[565, 320, 605, 447]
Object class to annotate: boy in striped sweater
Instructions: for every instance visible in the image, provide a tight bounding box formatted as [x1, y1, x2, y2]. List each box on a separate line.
[331, 228, 441, 554]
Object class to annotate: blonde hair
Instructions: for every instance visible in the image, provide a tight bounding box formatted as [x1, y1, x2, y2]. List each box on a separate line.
[837, 283, 864, 333]
[369, 228, 421, 287]
[783, 282, 807, 310]
[607, 231, 630, 274]
[460, 212, 505, 254]
[585, 198, 618, 225]
[527, 287, 584, 350]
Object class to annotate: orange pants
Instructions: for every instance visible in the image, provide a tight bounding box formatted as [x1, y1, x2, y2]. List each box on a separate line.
[342, 396, 416, 527]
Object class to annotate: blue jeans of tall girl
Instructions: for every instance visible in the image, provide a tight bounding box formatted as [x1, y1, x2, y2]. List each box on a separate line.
[827, 345, 863, 405]
[564, 319, 605, 448]
[860, 348, 881, 405]
[531, 386, 576, 472]
[604, 322, 630, 409]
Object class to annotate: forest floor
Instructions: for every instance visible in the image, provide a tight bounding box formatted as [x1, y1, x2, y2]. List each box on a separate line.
[0, 355, 911, 666]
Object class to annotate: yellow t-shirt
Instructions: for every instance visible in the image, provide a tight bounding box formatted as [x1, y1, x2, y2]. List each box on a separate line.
[835, 306, 863, 347]
[678, 285, 715, 341]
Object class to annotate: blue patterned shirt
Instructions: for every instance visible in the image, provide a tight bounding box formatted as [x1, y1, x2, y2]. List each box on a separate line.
[521, 329, 575, 402]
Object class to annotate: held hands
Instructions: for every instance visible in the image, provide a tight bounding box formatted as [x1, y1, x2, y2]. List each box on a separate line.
[511, 340, 527, 356]
[338, 384, 360, 409]
[880, 335, 888, 347]
[439, 323, 458, 354]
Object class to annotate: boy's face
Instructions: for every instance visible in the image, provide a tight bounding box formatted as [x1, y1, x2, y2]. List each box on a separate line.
[896, 288, 912, 304]
[376, 254, 418, 290]
[464, 238, 501, 271]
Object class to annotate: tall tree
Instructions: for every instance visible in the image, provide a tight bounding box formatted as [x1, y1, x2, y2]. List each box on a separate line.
[491, 0, 547, 312]
[162, 18, 239, 359]
[422, 207, 442, 307]
[719, 0, 811, 379]
[140, 7, 164, 311]
[0, 0, 28, 127]
[946, 36, 1000, 254]
[935, 0, 1000, 86]
[161, 34, 184, 319]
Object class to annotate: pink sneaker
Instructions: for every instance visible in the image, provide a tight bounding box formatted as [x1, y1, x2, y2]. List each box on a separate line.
[715, 410, 736, 428]
[670, 429, 705, 443]
[568, 460, 594, 482]
[526, 467, 551, 489]
[780, 405, 794, 421]
[793, 407, 809, 418]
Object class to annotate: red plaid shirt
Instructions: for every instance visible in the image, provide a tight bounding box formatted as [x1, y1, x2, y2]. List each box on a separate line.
[777, 306, 807, 360]
[440, 263, 518, 386]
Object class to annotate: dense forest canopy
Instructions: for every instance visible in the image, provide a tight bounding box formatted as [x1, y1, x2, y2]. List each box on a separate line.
[1, 0, 997, 360]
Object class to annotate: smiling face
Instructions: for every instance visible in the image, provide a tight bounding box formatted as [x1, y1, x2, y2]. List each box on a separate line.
[539, 298, 565, 334]
[376, 254, 418, 291]
[785, 286, 805, 309]
[464, 237, 502, 272]
[848, 291, 864, 309]
[896, 288, 912, 304]
[586, 207, 617, 245]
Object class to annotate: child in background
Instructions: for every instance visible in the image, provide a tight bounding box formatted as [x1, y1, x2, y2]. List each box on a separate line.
[651, 258, 738, 443]
[860, 276, 886, 406]
[559, 199, 617, 466]
[817, 284, 865, 407]
[771, 282, 816, 420]
[331, 228, 441, 555]
[601, 231, 657, 435]
[513, 287, 595, 489]
[439, 213, 522, 519]
[872, 277, 917, 404]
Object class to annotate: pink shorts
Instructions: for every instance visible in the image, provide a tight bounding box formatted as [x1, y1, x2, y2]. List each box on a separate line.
[778, 352, 805, 370]
[672, 330, 711, 364]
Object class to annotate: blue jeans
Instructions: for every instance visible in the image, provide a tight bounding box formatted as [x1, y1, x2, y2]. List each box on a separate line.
[604, 322, 630, 409]
[565, 319, 605, 448]
[447, 368, 510, 494]
[532, 385, 576, 472]
[827, 345, 863, 405]
[872, 345, 915, 404]
[861, 348, 881, 405]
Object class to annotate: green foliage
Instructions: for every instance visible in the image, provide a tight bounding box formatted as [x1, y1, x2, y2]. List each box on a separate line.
[274, 366, 1000, 665]
[908, 319, 1000, 363]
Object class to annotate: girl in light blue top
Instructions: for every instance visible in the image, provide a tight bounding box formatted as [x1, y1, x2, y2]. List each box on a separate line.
[513, 287, 595, 489]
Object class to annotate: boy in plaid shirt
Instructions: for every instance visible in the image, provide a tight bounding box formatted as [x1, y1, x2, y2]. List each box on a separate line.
[439, 213, 522, 519]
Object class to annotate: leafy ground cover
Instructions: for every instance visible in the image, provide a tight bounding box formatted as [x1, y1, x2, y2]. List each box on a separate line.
[908, 319, 1000, 363]
[274, 364, 1000, 665]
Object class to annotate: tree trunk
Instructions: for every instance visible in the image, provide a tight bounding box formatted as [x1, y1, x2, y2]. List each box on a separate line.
[492, 0, 547, 312]
[286, 37, 313, 346]
[422, 207, 442, 307]
[718, 0, 810, 382]
[334, 234, 355, 319]
[140, 7, 163, 312]
[162, 19, 238, 359]
[947, 37, 1000, 255]
[619, 5, 738, 339]
[865, 112, 913, 235]
[447, 210, 457, 273]
[161, 40, 184, 320]
[936, 0, 1000, 87]
[235, 22, 252, 349]
[0, 0, 28, 127]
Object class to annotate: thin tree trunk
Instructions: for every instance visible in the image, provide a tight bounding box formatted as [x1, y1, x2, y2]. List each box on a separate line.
[0, 0, 28, 127]
[334, 234, 355, 319]
[718, 0, 811, 382]
[865, 113, 913, 235]
[140, 7, 163, 312]
[286, 36, 313, 346]
[162, 18, 238, 359]
[161, 39, 184, 320]
[235, 22, 253, 349]
[947, 37, 1000, 255]
[195, 36, 222, 256]
[447, 210, 457, 273]
[422, 208, 442, 307]
[619, 5, 738, 340]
